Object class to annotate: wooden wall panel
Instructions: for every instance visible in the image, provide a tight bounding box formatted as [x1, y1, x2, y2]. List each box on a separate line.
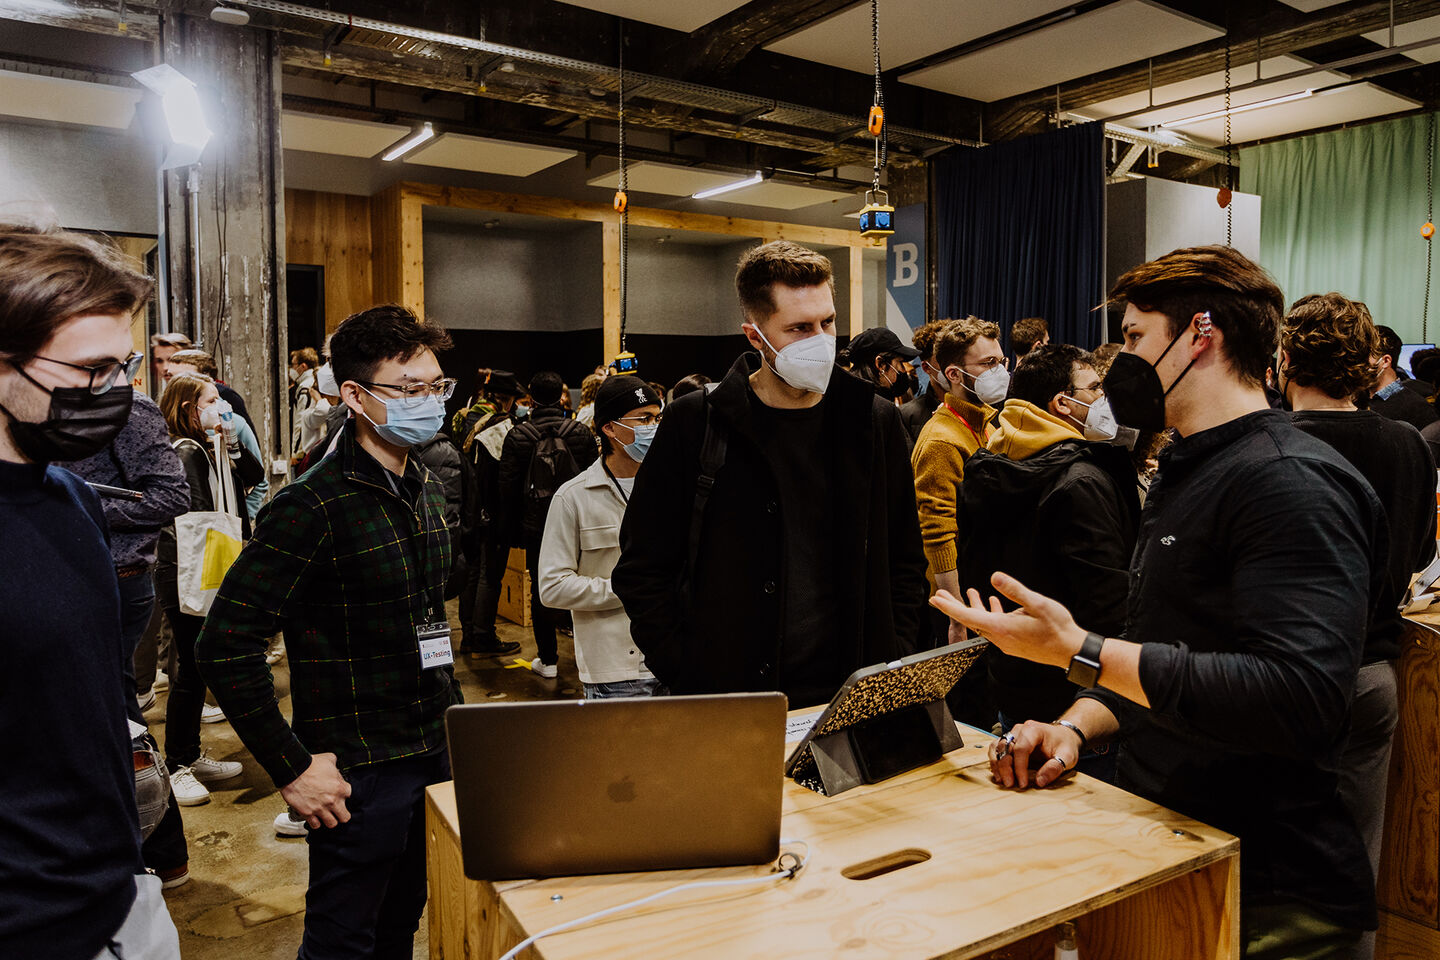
[284, 189, 374, 332]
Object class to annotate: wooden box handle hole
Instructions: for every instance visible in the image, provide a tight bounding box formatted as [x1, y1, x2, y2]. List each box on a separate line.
[841, 848, 932, 881]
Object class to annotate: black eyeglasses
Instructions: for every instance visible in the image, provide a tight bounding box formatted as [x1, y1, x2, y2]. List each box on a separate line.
[33, 352, 143, 394]
[361, 378, 458, 406]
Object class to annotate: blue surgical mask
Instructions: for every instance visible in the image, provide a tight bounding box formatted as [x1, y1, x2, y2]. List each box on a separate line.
[514, 404, 531, 419]
[621, 422, 658, 463]
[359, 385, 445, 447]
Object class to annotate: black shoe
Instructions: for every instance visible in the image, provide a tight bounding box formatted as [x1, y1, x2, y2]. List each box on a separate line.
[468, 639, 522, 659]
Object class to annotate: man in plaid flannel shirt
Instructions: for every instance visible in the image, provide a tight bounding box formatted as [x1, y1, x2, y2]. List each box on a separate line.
[198, 306, 461, 960]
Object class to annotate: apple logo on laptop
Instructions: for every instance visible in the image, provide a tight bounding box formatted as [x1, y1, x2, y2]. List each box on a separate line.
[607, 775, 636, 803]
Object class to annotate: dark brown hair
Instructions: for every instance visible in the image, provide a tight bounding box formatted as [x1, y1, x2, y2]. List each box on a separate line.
[1281, 293, 1380, 401]
[1108, 245, 1283, 387]
[328, 305, 452, 389]
[1088, 342, 1121, 378]
[0, 224, 152, 361]
[910, 319, 946, 362]
[1010, 316, 1048, 356]
[159, 372, 215, 447]
[735, 241, 834, 322]
[933, 316, 1002, 371]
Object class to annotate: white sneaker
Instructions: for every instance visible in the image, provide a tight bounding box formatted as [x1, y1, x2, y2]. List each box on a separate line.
[170, 766, 210, 806]
[274, 808, 310, 838]
[200, 703, 226, 724]
[190, 750, 243, 783]
[530, 658, 558, 679]
[152, 669, 169, 692]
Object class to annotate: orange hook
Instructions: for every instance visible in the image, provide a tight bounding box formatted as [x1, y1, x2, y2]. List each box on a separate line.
[613, 190, 628, 214]
[868, 105, 884, 137]
[1424, 222, 1435, 240]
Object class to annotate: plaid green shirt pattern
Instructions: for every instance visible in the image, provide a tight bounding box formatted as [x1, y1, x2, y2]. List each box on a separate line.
[196, 421, 461, 787]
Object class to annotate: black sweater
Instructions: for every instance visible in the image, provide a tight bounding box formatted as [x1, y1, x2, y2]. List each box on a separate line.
[1291, 409, 1436, 661]
[0, 461, 143, 960]
[1082, 409, 1386, 930]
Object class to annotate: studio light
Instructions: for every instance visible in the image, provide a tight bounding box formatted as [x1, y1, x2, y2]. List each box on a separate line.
[382, 122, 435, 161]
[1159, 89, 1314, 129]
[131, 64, 213, 169]
[692, 170, 763, 199]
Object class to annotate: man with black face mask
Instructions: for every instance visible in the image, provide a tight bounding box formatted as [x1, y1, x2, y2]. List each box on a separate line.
[934, 246, 1387, 959]
[0, 224, 180, 960]
[847, 327, 920, 405]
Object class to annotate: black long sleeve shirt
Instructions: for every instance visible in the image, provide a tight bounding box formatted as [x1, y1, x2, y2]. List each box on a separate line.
[1080, 409, 1386, 930]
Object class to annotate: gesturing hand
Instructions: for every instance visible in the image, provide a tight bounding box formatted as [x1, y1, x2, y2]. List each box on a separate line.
[930, 571, 1086, 670]
[280, 752, 352, 829]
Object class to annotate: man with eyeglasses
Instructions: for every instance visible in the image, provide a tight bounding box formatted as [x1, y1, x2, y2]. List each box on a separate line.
[197, 305, 462, 960]
[954, 344, 1138, 778]
[0, 224, 181, 960]
[911, 316, 1008, 652]
[538, 375, 666, 698]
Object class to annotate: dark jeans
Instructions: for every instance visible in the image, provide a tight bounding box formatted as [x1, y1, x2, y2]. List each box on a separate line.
[525, 533, 558, 666]
[159, 589, 209, 769]
[299, 751, 451, 960]
[118, 570, 188, 872]
[471, 534, 510, 646]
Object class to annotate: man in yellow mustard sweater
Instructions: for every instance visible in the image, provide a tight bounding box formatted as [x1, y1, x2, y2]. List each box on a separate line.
[911, 315, 1008, 645]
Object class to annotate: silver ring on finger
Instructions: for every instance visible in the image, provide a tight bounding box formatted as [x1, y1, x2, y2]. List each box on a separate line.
[1049, 756, 1067, 770]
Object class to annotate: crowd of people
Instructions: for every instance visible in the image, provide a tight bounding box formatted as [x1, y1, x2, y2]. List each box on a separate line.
[1, 224, 1433, 960]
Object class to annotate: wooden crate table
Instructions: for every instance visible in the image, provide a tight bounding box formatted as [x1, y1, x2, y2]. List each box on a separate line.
[426, 720, 1239, 960]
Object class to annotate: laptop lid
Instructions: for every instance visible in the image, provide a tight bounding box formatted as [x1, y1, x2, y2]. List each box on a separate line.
[445, 692, 787, 880]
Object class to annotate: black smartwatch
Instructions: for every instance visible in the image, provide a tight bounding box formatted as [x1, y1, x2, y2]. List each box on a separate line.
[1066, 631, 1105, 688]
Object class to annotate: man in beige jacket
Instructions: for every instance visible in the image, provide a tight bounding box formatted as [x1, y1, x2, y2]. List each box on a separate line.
[538, 376, 666, 698]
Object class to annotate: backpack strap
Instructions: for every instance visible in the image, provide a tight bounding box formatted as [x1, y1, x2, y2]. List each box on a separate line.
[686, 395, 728, 583]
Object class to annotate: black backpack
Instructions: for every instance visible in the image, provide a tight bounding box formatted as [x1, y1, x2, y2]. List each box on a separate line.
[516, 418, 585, 531]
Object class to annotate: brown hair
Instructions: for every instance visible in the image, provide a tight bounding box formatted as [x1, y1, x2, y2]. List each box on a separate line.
[933, 316, 1002, 371]
[290, 347, 319, 370]
[735, 241, 834, 322]
[167, 348, 218, 379]
[150, 331, 193, 350]
[159, 371, 215, 447]
[0, 224, 152, 361]
[1281, 293, 1380, 401]
[1010, 316, 1048, 356]
[1108, 245, 1283, 387]
[1088, 342, 1121, 378]
[580, 373, 605, 407]
[910, 320, 946, 362]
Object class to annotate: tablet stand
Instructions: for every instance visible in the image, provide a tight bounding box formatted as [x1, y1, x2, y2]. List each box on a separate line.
[807, 698, 965, 797]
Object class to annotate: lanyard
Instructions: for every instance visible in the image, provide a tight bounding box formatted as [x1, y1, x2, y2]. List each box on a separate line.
[943, 400, 983, 448]
[601, 460, 630, 504]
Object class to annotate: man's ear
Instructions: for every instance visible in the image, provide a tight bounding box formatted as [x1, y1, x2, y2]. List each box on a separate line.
[1049, 392, 1075, 420]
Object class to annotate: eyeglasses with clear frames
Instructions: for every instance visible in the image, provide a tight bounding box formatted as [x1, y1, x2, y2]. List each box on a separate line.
[615, 412, 663, 428]
[963, 356, 1009, 372]
[32, 352, 144, 394]
[361, 377, 458, 406]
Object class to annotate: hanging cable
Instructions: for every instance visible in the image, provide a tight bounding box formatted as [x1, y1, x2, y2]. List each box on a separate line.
[869, 0, 887, 193]
[1425, 111, 1435, 341]
[1224, 39, 1234, 248]
[615, 23, 629, 353]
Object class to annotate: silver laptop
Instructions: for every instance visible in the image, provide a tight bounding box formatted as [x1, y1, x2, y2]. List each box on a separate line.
[445, 693, 787, 880]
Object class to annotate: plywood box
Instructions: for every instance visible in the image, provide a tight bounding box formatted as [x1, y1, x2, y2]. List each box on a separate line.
[499, 565, 531, 627]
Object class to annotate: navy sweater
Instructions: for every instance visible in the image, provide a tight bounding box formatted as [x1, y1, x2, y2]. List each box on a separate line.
[0, 459, 143, 960]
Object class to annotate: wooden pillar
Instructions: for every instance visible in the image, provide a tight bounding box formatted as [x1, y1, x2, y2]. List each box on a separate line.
[159, 13, 286, 463]
[850, 245, 865, 333]
[602, 220, 622, 362]
[371, 185, 426, 319]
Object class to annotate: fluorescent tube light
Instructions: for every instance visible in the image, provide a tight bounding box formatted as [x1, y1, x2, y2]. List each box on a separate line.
[1159, 90, 1314, 129]
[382, 122, 435, 161]
[692, 170, 763, 199]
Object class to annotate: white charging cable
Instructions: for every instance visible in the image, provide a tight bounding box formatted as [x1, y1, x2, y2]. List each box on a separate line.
[496, 841, 811, 960]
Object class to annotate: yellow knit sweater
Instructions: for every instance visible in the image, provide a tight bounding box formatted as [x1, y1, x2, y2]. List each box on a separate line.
[911, 395, 995, 575]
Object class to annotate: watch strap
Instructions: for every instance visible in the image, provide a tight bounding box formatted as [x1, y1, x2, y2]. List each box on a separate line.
[1066, 631, 1105, 688]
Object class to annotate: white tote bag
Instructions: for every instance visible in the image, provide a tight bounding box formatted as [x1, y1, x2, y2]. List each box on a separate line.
[173, 434, 245, 616]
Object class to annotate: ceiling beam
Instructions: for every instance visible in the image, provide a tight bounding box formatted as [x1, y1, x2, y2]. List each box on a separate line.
[682, 0, 863, 77]
[0, 0, 158, 41]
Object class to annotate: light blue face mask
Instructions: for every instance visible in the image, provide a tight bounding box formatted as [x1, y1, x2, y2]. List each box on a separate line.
[359, 385, 445, 447]
[620, 421, 658, 463]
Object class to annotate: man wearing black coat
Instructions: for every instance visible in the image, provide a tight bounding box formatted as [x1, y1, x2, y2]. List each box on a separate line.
[613, 241, 928, 707]
[957, 344, 1138, 765]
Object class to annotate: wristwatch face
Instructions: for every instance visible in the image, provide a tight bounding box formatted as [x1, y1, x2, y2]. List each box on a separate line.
[1067, 633, 1104, 687]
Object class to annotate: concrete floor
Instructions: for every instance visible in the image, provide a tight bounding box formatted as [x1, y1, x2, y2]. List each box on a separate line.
[151, 604, 575, 960]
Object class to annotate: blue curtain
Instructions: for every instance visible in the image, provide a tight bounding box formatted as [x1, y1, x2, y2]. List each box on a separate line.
[935, 121, 1105, 351]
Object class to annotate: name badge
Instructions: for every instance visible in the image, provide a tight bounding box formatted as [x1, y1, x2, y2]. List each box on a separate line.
[417, 621, 454, 669]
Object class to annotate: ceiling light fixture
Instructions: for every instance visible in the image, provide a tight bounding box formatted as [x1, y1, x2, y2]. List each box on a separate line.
[1159, 89, 1314, 129]
[381, 121, 435, 161]
[210, 4, 250, 25]
[131, 64, 213, 169]
[691, 170, 764, 199]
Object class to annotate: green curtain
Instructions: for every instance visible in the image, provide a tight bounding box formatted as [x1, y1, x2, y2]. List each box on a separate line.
[1240, 111, 1440, 343]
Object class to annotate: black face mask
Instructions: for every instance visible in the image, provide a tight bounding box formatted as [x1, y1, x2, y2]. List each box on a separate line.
[1102, 326, 1201, 431]
[0, 363, 134, 463]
